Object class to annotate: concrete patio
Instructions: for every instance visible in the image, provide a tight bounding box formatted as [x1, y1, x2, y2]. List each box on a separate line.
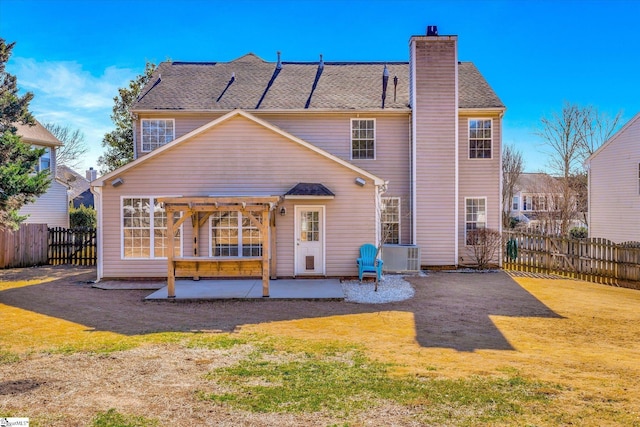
[144, 278, 345, 300]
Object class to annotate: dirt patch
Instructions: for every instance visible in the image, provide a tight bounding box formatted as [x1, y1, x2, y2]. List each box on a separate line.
[1, 265, 639, 426]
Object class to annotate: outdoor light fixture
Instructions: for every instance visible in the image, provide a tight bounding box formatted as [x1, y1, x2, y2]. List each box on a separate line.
[280, 207, 286, 216]
[111, 178, 124, 187]
[355, 177, 366, 186]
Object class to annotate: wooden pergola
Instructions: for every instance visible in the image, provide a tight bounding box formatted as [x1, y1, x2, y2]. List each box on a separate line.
[157, 196, 281, 298]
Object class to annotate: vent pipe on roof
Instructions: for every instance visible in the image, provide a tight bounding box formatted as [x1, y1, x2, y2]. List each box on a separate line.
[136, 73, 162, 102]
[216, 72, 236, 103]
[381, 65, 389, 109]
[393, 75, 398, 103]
[304, 54, 325, 109]
[256, 53, 283, 109]
[427, 25, 438, 36]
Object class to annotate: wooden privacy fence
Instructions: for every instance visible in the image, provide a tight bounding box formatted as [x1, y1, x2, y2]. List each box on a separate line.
[503, 231, 640, 285]
[48, 227, 97, 266]
[0, 223, 49, 268]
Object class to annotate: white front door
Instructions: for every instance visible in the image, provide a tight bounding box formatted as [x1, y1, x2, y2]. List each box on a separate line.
[295, 206, 325, 275]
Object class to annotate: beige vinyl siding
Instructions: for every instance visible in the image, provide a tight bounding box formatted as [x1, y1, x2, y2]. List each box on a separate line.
[259, 112, 412, 243]
[457, 113, 502, 263]
[137, 111, 412, 244]
[136, 112, 227, 159]
[101, 115, 377, 279]
[19, 179, 69, 228]
[411, 37, 458, 266]
[588, 116, 640, 243]
[19, 146, 69, 228]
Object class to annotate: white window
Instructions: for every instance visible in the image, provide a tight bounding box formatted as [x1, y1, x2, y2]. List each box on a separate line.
[34, 146, 51, 172]
[469, 119, 492, 159]
[351, 119, 375, 160]
[381, 197, 400, 244]
[524, 195, 547, 211]
[465, 197, 487, 245]
[141, 119, 175, 152]
[210, 211, 263, 257]
[512, 196, 519, 211]
[121, 197, 181, 259]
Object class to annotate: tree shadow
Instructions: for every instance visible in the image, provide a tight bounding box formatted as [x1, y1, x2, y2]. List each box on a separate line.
[0, 267, 562, 352]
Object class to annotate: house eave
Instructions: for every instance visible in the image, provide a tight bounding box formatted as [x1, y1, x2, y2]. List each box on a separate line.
[458, 107, 506, 115]
[130, 108, 412, 115]
[284, 195, 335, 200]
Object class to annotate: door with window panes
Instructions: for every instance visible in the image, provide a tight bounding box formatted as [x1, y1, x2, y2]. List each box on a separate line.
[295, 206, 324, 275]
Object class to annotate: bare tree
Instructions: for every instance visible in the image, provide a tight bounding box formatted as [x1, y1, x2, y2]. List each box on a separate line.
[536, 102, 623, 234]
[43, 122, 88, 170]
[579, 106, 622, 160]
[467, 228, 502, 270]
[536, 103, 587, 235]
[537, 102, 587, 179]
[501, 144, 524, 228]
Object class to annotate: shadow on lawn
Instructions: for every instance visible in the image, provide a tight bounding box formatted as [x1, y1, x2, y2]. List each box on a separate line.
[0, 266, 562, 352]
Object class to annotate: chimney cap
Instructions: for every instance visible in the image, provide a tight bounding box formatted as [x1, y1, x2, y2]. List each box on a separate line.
[427, 25, 438, 36]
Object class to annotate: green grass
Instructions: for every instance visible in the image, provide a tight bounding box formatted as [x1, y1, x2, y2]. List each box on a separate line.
[184, 333, 250, 350]
[198, 347, 557, 424]
[0, 350, 20, 364]
[91, 408, 158, 427]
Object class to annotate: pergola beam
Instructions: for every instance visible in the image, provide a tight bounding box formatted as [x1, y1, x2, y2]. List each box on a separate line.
[158, 196, 280, 298]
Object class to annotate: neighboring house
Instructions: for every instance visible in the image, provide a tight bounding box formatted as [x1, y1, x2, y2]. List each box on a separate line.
[586, 112, 640, 243]
[57, 165, 95, 208]
[509, 173, 585, 233]
[91, 27, 505, 282]
[16, 120, 69, 228]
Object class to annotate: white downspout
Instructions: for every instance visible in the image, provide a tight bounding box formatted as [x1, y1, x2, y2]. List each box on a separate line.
[91, 185, 103, 282]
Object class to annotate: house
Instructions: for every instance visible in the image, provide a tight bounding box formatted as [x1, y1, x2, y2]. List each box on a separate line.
[91, 27, 505, 289]
[57, 165, 96, 208]
[510, 173, 585, 233]
[16, 120, 69, 228]
[586, 112, 640, 243]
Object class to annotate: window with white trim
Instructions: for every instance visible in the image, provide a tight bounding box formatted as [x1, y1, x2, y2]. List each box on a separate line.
[210, 211, 263, 257]
[122, 197, 181, 259]
[34, 146, 51, 172]
[512, 196, 519, 211]
[141, 119, 175, 152]
[351, 119, 375, 159]
[381, 197, 400, 244]
[465, 198, 487, 245]
[469, 119, 492, 159]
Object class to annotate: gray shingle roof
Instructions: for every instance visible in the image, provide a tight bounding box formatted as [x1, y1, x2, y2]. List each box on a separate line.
[285, 183, 335, 197]
[133, 53, 503, 111]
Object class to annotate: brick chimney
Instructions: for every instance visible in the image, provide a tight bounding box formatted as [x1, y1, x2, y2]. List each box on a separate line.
[410, 27, 459, 266]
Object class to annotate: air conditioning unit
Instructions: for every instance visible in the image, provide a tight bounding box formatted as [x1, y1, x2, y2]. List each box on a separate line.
[381, 244, 421, 272]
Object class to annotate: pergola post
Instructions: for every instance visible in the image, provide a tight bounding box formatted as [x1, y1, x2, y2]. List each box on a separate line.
[157, 196, 280, 298]
[261, 206, 270, 297]
[166, 205, 176, 298]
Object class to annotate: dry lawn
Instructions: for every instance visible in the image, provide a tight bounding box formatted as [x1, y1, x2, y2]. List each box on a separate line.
[1, 266, 639, 426]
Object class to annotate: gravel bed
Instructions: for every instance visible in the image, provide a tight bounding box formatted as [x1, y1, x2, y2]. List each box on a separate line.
[341, 273, 422, 304]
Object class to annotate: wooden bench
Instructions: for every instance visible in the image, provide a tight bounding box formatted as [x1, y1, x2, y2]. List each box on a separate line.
[171, 256, 263, 278]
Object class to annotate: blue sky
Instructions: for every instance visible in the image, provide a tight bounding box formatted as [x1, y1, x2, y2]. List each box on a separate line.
[1, 0, 638, 174]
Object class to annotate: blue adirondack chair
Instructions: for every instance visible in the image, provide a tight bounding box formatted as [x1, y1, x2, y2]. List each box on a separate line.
[357, 243, 383, 282]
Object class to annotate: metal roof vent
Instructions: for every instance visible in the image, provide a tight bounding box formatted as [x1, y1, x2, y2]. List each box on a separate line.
[427, 25, 438, 36]
[276, 51, 282, 70]
[381, 65, 389, 109]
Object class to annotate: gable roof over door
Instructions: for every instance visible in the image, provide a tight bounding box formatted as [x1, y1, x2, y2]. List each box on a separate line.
[93, 109, 385, 187]
[133, 53, 503, 112]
